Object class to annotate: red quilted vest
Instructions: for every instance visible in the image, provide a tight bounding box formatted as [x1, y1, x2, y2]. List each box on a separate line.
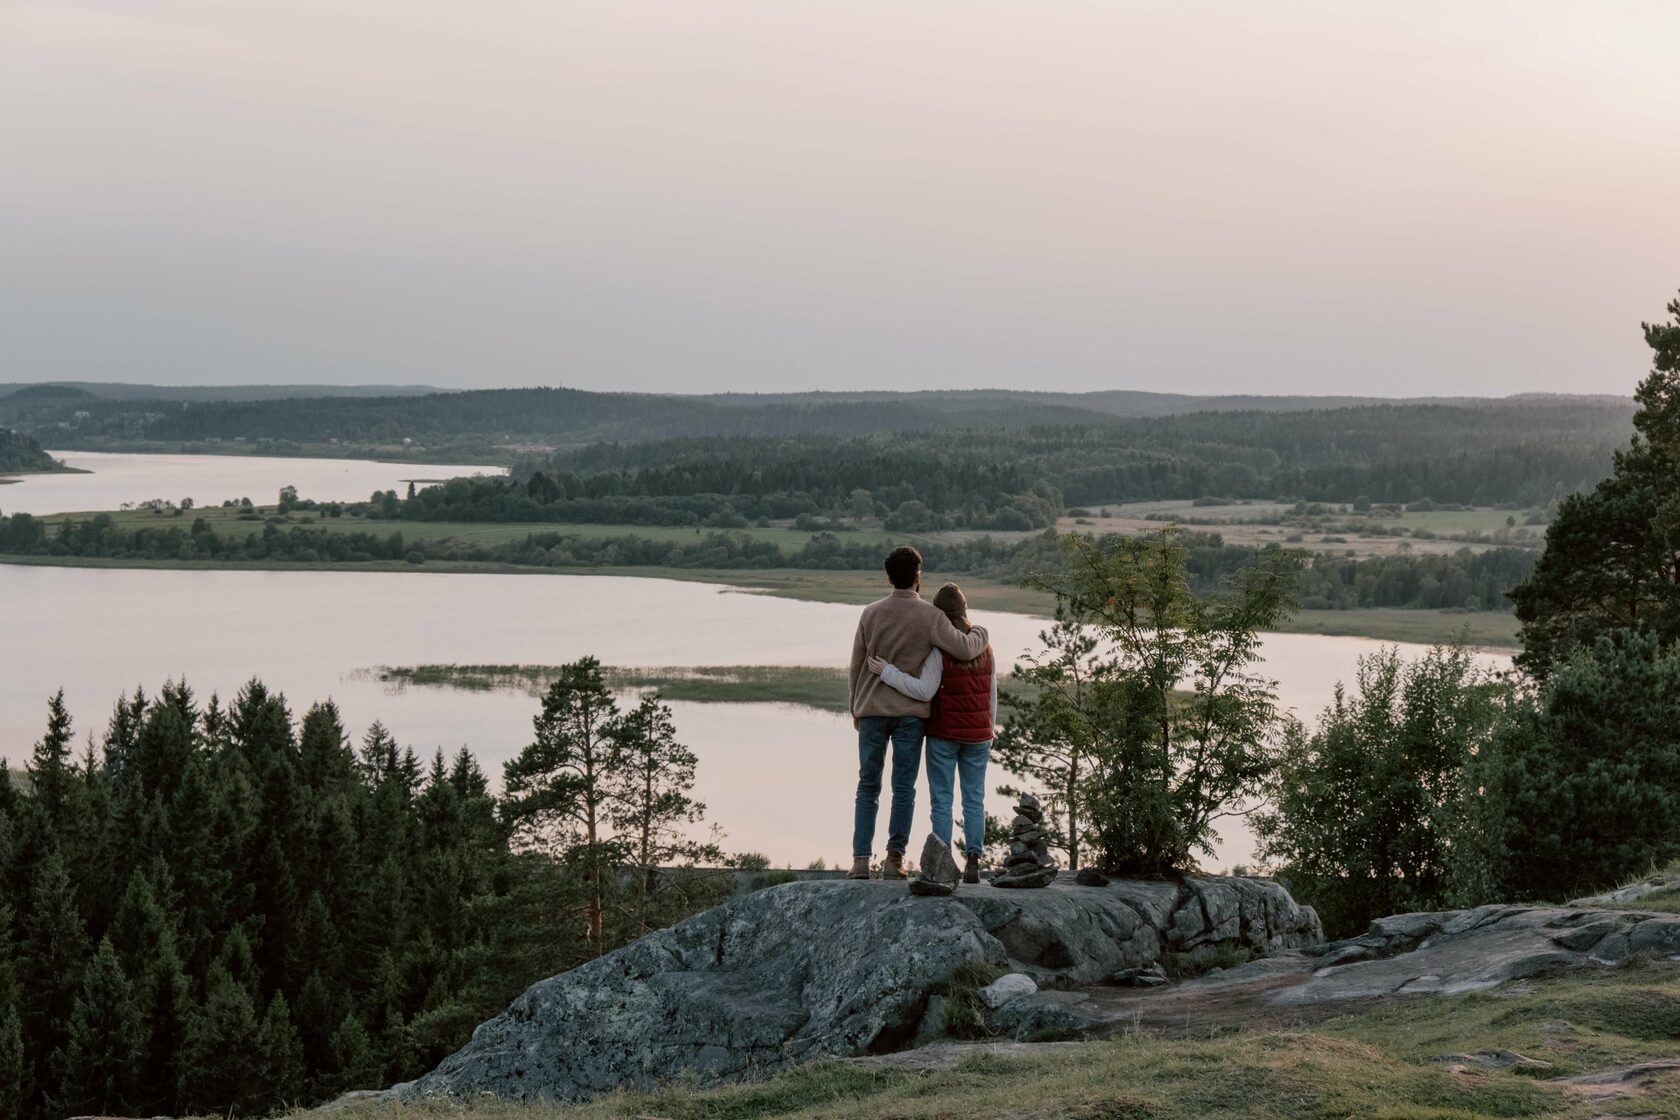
[928, 647, 995, 744]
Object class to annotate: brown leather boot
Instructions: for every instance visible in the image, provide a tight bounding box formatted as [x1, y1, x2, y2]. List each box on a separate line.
[882, 851, 908, 880]
[963, 853, 981, 884]
[847, 856, 872, 880]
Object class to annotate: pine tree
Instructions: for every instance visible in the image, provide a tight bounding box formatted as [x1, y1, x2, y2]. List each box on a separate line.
[299, 701, 356, 793]
[504, 657, 627, 949]
[327, 1014, 380, 1094]
[606, 696, 718, 935]
[1514, 291, 1680, 675]
[26, 690, 74, 819]
[100, 687, 147, 796]
[134, 685, 198, 805]
[109, 867, 191, 1115]
[257, 993, 307, 1108]
[53, 938, 141, 1117]
[176, 963, 264, 1115]
[0, 902, 24, 1120]
[17, 850, 89, 1115]
[0, 1006, 21, 1120]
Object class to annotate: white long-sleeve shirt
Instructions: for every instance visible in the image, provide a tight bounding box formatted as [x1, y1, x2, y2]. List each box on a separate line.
[878, 649, 997, 737]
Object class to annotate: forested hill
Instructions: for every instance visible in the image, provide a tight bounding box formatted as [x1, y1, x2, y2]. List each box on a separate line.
[1, 380, 439, 402]
[0, 429, 58, 472]
[529, 400, 1630, 508]
[0, 383, 1635, 451]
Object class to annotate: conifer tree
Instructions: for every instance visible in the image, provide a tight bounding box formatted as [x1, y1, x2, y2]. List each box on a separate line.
[0, 902, 24, 1120]
[328, 1014, 380, 1094]
[54, 938, 141, 1117]
[26, 690, 74, 819]
[17, 850, 88, 1114]
[606, 696, 719, 934]
[257, 993, 307, 1107]
[504, 657, 627, 950]
[1514, 292, 1680, 675]
[298, 701, 355, 793]
[176, 963, 264, 1115]
[0, 1005, 21, 1120]
[109, 866, 191, 1115]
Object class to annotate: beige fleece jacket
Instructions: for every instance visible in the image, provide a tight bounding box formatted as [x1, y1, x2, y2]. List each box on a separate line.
[847, 589, 989, 719]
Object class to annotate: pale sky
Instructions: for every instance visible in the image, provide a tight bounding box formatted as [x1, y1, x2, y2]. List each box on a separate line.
[2, 1, 1677, 396]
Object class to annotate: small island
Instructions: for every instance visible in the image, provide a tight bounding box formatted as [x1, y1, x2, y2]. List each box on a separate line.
[0, 429, 68, 479]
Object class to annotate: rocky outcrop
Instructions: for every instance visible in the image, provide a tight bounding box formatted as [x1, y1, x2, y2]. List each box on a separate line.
[385, 875, 1320, 1104]
[1570, 873, 1680, 909]
[1267, 904, 1680, 1003]
[1155, 902, 1680, 1010]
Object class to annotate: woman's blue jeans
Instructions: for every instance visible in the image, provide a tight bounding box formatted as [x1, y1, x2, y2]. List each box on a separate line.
[925, 736, 991, 856]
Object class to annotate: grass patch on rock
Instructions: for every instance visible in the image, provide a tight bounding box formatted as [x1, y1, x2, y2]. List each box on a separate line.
[933, 960, 1009, 1040]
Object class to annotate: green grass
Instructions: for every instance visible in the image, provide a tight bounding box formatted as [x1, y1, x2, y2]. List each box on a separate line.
[374, 664, 858, 713]
[310, 965, 1680, 1119]
[1355, 508, 1541, 536]
[1626, 888, 1680, 914]
[1273, 608, 1521, 649]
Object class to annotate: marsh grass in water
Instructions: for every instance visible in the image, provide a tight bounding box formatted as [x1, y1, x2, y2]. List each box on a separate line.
[370, 664, 859, 713]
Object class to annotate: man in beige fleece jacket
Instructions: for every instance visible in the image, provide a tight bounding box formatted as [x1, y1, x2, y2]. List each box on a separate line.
[847, 546, 989, 880]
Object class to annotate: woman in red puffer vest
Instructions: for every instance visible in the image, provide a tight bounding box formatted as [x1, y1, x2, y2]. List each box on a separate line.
[866, 582, 994, 884]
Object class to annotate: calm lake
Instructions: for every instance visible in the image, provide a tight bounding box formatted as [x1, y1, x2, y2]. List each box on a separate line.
[0, 453, 1507, 869]
[0, 450, 506, 515]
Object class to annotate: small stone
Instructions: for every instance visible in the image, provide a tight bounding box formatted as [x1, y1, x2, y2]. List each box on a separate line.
[1075, 867, 1110, 887]
[979, 973, 1038, 1008]
[908, 833, 961, 898]
[1109, 965, 1170, 988]
[1429, 1050, 1552, 1071]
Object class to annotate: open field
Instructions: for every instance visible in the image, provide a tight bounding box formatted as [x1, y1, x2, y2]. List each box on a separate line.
[314, 962, 1680, 1120]
[1049, 515, 1523, 559]
[1275, 608, 1521, 648]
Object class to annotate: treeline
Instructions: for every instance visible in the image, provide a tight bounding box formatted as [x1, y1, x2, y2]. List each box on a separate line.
[0, 668, 733, 1119]
[0, 387, 1107, 447]
[0, 513, 416, 565]
[0, 511, 1537, 612]
[4, 387, 1631, 511]
[0, 431, 57, 474]
[490, 410, 1614, 527]
[1261, 291, 1680, 936]
[409, 460, 1061, 531]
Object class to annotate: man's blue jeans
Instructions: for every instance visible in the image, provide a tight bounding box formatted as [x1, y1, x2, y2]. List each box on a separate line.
[926, 736, 991, 856]
[854, 716, 925, 859]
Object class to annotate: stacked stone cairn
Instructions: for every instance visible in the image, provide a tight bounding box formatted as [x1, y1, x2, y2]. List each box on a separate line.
[991, 793, 1058, 888]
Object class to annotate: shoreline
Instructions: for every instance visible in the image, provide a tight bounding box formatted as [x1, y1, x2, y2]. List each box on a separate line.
[0, 553, 1522, 648]
[41, 442, 520, 468]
